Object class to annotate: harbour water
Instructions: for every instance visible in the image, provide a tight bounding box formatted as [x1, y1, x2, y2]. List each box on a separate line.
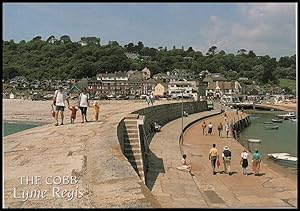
[238, 110, 297, 175]
[3, 121, 41, 137]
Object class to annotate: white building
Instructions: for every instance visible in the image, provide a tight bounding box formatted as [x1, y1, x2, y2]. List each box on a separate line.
[167, 80, 197, 97]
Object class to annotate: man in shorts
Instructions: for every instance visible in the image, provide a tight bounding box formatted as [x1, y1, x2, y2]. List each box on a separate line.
[53, 86, 70, 126]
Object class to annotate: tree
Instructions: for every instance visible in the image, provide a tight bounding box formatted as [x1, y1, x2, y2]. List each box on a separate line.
[60, 35, 72, 43]
[46, 35, 55, 42]
[136, 41, 144, 53]
[262, 58, 278, 84]
[237, 49, 247, 55]
[278, 56, 291, 68]
[187, 47, 194, 52]
[206, 46, 217, 56]
[32, 36, 42, 41]
[3, 66, 19, 81]
[124, 43, 135, 52]
[248, 50, 256, 58]
[218, 50, 226, 55]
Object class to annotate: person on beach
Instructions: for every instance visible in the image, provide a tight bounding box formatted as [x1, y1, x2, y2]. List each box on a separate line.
[53, 85, 70, 126]
[236, 108, 239, 115]
[241, 148, 249, 176]
[224, 112, 227, 122]
[209, 144, 219, 175]
[224, 122, 230, 138]
[222, 146, 232, 175]
[68, 105, 78, 124]
[78, 87, 90, 123]
[93, 101, 100, 122]
[202, 121, 207, 135]
[181, 154, 193, 175]
[217, 122, 223, 138]
[252, 149, 262, 175]
[207, 122, 213, 135]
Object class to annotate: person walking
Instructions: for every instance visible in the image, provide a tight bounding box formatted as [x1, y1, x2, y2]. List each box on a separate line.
[207, 122, 213, 135]
[252, 149, 262, 175]
[209, 144, 219, 175]
[222, 146, 232, 175]
[93, 101, 100, 122]
[53, 85, 70, 126]
[202, 121, 207, 135]
[217, 122, 223, 138]
[224, 122, 230, 138]
[145, 95, 150, 106]
[78, 87, 90, 123]
[149, 93, 154, 106]
[241, 148, 249, 176]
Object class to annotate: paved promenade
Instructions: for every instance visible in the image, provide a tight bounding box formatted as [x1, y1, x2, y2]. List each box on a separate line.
[4, 100, 169, 208]
[149, 107, 297, 208]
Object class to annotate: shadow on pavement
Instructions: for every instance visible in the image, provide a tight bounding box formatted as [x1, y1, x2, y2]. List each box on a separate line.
[146, 149, 165, 191]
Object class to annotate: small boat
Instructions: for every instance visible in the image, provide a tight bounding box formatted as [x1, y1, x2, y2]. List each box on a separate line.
[248, 139, 262, 143]
[271, 119, 283, 123]
[264, 122, 274, 124]
[276, 112, 296, 119]
[267, 153, 297, 163]
[290, 118, 297, 122]
[264, 125, 279, 130]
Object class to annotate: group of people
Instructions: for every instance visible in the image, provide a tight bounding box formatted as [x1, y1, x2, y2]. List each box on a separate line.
[201, 112, 232, 139]
[145, 94, 154, 106]
[51, 86, 100, 126]
[202, 121, 230, 138]
[208, 144, 262, 176]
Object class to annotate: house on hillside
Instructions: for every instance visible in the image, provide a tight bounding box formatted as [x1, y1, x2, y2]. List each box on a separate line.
[206, 81, 242, 102]
[68, 84, 82, 98]
[153, 83, 167, 97]
[141, 67, 151, 79]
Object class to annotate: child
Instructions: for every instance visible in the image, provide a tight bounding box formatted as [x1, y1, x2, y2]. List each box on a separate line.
[93, 101, 100, 122]
[68, 106, 78, 124]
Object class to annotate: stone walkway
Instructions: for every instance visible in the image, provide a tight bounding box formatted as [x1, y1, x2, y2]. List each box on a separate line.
[149, 106, 297, 208]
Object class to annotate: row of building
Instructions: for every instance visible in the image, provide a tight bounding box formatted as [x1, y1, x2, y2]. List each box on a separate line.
[5, 68, 288, 102]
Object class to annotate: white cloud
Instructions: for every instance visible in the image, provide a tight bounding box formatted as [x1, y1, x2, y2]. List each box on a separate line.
[197, 3, 296, 58]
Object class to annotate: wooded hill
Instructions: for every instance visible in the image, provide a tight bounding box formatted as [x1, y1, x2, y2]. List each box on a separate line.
[3, 36, 296, 88]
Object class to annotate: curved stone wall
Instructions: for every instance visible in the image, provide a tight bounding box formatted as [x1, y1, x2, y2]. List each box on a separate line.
[116, 101, 208, 182]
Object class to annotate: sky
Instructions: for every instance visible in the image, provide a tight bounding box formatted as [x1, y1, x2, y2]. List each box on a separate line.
[3, 2, 297, 59]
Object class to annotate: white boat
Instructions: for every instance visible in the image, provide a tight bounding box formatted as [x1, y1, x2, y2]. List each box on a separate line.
[267, 153, 297, 163]
[248, 139, 262, 143]
[290, 118, 297, 122]
[277, 112, 296, 119]
[271, 119, 283, 123]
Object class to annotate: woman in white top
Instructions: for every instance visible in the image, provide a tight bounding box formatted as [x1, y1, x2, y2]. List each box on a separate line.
[240, 149, 249, 176]
[79, 87, 90, 123]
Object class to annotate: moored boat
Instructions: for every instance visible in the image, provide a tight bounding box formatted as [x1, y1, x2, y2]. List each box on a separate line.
[276, 112, 296, 120]
[271, 119, 283, 123]
[248, 139, 262, 143]
[267, 153, 297, 163]
[264, 125, 279, 130]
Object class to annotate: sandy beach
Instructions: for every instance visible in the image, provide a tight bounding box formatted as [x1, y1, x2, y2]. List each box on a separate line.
[3, 99, 179, 124]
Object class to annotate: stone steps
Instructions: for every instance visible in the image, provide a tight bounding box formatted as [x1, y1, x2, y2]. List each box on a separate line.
[123, 114, 145, 184]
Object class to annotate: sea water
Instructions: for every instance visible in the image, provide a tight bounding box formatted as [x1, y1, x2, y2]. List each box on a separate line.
[3, 121, 41, 137]
[238, 110, 297, 174]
